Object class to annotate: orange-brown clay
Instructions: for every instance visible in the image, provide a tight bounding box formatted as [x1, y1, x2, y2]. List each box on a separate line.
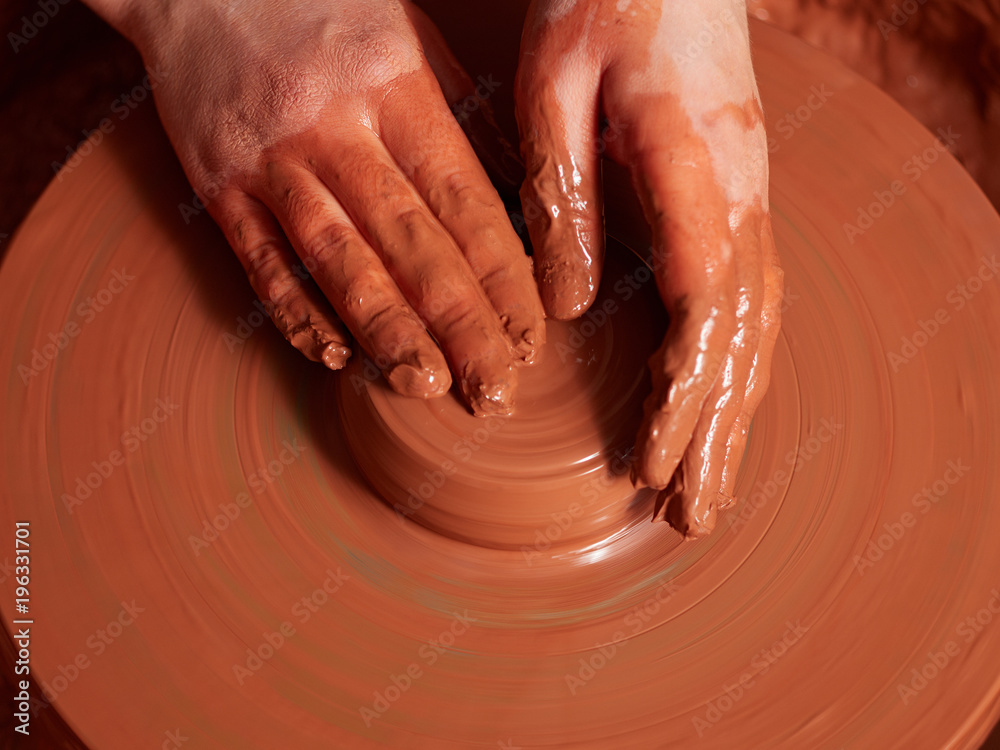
[338, 245, 666, 550]
[3, 13, 1000, 750]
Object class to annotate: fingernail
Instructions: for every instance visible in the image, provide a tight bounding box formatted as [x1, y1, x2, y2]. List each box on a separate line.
[508, 324, 542, 365]
[273, 307, 351, 368]
[385, 356, 451, 399]
[321, 342, 352, 370]
[460, 362, 516, 417]
[536, 259, 596, 320]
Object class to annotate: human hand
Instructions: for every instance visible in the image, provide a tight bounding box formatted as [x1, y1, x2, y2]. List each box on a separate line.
[91, 0, 545, 416]
[515, 0, 784, 536]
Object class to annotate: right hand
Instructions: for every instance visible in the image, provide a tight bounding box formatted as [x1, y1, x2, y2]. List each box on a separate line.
[115, 0, 545, 415]
[514, 0, 783, 537]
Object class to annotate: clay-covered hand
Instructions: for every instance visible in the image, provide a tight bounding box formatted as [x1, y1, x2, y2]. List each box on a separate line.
[515, 0, 783, 536]
[89, 0, 544, 416]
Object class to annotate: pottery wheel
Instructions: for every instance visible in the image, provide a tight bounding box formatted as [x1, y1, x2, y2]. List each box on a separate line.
[4, 21, 1000, 749]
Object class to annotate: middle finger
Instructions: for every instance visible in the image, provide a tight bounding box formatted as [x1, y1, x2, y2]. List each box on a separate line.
[308, 125, 519, 416]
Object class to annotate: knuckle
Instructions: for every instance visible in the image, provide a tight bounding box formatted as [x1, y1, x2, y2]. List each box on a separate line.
[341, 270, 386, 320]
[301, 221, 355, 267]
[432, 299, 478, 334]
[390, 204, 427, 231]
[406, 268, 476, 324]
[477, 264, 512, 290]
[442, 169, 490, 205]
[388, 204, 442, 250]
[243, 247, 298, 308]
[272, 176, 317, 224]
[243, 241, 284, 287]
[356, 299, 395, 334]
[359, 303, 420, 354]
[431, 172, 505, 224]
[260, 275, 299, 309]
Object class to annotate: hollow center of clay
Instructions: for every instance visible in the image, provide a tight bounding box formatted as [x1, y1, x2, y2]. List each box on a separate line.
[338, 239, 667, 549]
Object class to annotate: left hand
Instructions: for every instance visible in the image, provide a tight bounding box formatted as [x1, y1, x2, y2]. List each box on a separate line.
[515, 0, 784, 537]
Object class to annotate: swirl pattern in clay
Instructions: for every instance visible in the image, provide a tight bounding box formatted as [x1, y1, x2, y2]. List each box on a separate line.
[2, 19, 1000, 750]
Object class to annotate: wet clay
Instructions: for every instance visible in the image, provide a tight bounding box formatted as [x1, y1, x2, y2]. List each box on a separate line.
[338, 245, 665, 550]
[510, 0, 782, 538]
[4, 15, 1000, 750]
[94, 0, 548, 418]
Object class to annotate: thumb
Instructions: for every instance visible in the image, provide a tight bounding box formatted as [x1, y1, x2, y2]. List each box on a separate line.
[514, 33, 604, 320]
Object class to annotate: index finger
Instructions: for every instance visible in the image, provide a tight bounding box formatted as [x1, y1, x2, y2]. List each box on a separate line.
[605, 92, 738, 490]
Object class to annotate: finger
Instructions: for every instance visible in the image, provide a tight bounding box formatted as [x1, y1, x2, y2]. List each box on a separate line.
[210, 190, 352, 369]
[257, 162, 451, 399]
[379, 69, 546, 364]
[720, 215, 784, 497]
[307, 128, 519, 416]
[659, 353, 734, 538]
[662, 211, 766, 538]
[605, 96, 738, 491]
[404, 3, 523, 190]
[514, 39, 604, 320]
